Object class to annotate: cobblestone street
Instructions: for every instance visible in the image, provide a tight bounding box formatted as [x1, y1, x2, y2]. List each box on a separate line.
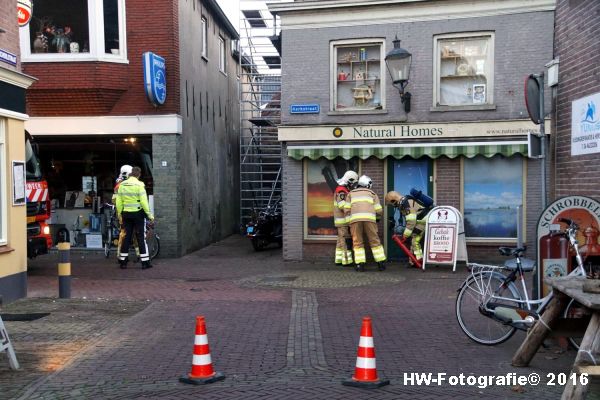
[0, 236, 593, 399]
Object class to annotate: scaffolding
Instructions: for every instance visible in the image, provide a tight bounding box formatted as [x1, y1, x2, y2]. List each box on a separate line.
[238, 0, 283, 225]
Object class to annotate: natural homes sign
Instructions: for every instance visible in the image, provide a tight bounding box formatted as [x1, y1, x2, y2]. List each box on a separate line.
[278, 119, 549, 142]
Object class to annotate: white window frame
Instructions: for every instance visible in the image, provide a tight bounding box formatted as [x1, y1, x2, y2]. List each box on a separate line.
[19, 0, 128, 63]
[201, 17, 208, 60]
[330, 38, 386, 113]
[0, 120, 7, 245]
[218, 36, 226, 73]
[433, 31, 495, 109]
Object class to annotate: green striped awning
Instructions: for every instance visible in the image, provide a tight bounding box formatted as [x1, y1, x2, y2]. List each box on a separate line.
[287, 141, 528, 160]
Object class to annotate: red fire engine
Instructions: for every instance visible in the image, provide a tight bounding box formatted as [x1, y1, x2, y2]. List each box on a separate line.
[25, 132, 52, 257]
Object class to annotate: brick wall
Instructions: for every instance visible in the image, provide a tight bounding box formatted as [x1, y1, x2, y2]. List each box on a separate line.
[0, 0, 19, 71]
[282, 147, 303, 260]
[23, 0, 180, 116]
[553, 0, 600, 199]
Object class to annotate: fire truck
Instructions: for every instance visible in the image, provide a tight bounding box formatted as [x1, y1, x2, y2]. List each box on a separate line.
[25, 132, 52, 258]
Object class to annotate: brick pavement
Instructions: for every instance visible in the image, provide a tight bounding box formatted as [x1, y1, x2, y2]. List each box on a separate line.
[0, 235, 596, 399]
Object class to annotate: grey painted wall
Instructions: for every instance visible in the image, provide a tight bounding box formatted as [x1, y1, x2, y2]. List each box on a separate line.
[280, 11, 554, 126]
[153, 0, 240, 257]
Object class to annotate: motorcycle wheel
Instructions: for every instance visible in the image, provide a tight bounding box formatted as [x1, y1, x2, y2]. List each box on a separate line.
[251, 237, 268, 252]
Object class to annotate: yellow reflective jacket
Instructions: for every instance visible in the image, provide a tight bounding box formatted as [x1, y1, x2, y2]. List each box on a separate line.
[116, 176, 153, 219]
[333, 186, 350, 227]
[344, 188, 382, 223]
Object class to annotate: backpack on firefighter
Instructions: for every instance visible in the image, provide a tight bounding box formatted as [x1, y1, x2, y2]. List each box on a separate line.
[400, 188, 435, 220]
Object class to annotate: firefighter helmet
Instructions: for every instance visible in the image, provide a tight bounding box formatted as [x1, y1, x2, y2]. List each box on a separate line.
[384, 191, 403, 206]
[337, 170, 359, 187]
[120, 164, 133, 178]
[357, 175, 372, 189]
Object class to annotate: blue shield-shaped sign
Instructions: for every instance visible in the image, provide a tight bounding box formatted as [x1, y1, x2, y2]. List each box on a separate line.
[143, 52, 167, 106]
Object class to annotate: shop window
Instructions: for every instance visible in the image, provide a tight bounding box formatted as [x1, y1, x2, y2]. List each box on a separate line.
[434, 32, 494, 108]
[463, 155, 524, 240]
[304, 157, 359, 240]
[201, 17, 208, 59]
[219, 36, 226, 73]
[0, 120, 6, 244]
[331, 39, 385, 112]
[20, 0, 127, 62]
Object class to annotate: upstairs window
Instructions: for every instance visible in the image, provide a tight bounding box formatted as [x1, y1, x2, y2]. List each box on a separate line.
[434, 32, 494, 108]
[331, 39, 386, 112]
[201, 17, 208, 59]
[20, 0, 126, 62]
[219, 36, 226, 73]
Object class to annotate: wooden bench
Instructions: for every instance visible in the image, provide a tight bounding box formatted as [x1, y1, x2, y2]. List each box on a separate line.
[511, 276, 600, 399]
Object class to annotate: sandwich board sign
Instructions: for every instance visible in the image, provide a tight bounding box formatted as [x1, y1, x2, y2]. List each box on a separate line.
[423, 206, 468, 272]
[0, 315, 19, 369]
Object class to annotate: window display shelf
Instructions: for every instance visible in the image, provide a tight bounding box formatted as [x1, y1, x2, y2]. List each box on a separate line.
[441, 74, 485, 79]
[337, 79, 380, 82]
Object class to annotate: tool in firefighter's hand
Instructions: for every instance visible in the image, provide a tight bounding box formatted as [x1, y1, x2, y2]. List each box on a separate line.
[392, 233, 422, 269]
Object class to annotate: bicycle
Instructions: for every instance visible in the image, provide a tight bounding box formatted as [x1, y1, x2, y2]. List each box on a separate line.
[455, 218, 590, 346]
[102, 203, 160, 260]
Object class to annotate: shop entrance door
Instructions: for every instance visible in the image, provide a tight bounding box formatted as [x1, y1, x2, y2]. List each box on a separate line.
[386, 158, 433, 261]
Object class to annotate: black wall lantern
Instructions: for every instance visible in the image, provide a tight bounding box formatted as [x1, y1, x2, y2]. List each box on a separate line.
[385, 36, 412, 113]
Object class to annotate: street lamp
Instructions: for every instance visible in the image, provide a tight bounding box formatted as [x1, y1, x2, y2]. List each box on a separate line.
[385, 36, 412, 113]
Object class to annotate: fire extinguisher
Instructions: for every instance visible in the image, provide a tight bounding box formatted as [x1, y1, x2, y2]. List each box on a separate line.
[539, 223, 569, 297]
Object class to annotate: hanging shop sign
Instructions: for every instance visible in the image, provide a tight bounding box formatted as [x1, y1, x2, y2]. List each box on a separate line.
[571, 91, 600, 156]
[422, 206, 468, 272]
[278, 119, 550, 141]
[143, 52, 167, 106]
[17, 0, 32, 27]
[0, 49, 17, 66]
[535, 195, 600, 298]
[290, 104, 320, 114]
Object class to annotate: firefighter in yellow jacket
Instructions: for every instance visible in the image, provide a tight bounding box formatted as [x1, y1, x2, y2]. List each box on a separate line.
[116, 166, 154, 269]
[344, 175, 386, 272]
[333, 170, 358, 266]
[384, 190, 427, 264]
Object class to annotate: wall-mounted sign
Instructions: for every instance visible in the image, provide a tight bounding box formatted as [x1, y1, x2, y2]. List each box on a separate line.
[12, 161, 26, 206]
[535, 195, 600, 298]
[17, 0, 32, 27]
[143, 52, 167, 106]
[0, 49, 17, 66]
[290, 104, 320, 114]
[571, 92, 600, 156]
[278, 119, 550, 142]
[423, 206, 468, 272]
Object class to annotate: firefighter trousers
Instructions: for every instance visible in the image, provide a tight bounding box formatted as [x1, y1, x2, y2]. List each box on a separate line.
[119, 211, 149, 263]
[350, 221, 386, 264]
[335, 225, 353, 265]
[410, 221, 425, 261]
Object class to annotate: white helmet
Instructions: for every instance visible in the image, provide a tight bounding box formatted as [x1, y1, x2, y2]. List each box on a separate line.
[357, 175, 372, 189]
[120, 164, 133, 178]
[337, 170, 359, 187]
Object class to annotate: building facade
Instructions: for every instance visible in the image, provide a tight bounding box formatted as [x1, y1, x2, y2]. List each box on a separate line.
[552, 0, 600, 199]
[269, 0, 555, 262]
[0, 0, 36, 302]
[20, 0, 240, 257]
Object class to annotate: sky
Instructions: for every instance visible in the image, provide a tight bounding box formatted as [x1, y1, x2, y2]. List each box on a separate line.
[216, 0, 240, 32]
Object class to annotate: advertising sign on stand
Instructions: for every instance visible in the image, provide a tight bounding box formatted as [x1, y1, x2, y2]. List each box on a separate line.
[423, 206, 468, 272]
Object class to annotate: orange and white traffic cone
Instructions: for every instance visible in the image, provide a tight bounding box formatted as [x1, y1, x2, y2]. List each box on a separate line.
[342, 316, 390, 388]
[179, 316, 225, 385]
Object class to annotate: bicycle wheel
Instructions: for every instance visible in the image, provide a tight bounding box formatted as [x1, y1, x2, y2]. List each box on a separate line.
[564, 299, 591, 349]
[456, 273, 521, 345]
[104, 227, 112, 258]
[146, 232, 160, 260]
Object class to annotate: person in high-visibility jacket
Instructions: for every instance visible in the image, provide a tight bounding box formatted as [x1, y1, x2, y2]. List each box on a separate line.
[333, 170, 358, 266]
[112, 165, 139, 258]
[384, 190, 429, 265]
[344, 175, 386, 272]
[116, 166, 154, 269]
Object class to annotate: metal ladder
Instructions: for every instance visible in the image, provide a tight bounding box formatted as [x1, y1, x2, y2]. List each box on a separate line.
[239, 1, 282, 226]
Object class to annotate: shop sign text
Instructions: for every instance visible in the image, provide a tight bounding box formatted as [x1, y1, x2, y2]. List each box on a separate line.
[571, 92, 600, 155]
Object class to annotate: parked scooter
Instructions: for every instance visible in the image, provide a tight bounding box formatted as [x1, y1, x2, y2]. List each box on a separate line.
[245, 202, 282, 251]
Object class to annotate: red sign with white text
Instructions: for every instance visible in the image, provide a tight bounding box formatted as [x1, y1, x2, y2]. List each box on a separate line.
[17, 0, 32, 27]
